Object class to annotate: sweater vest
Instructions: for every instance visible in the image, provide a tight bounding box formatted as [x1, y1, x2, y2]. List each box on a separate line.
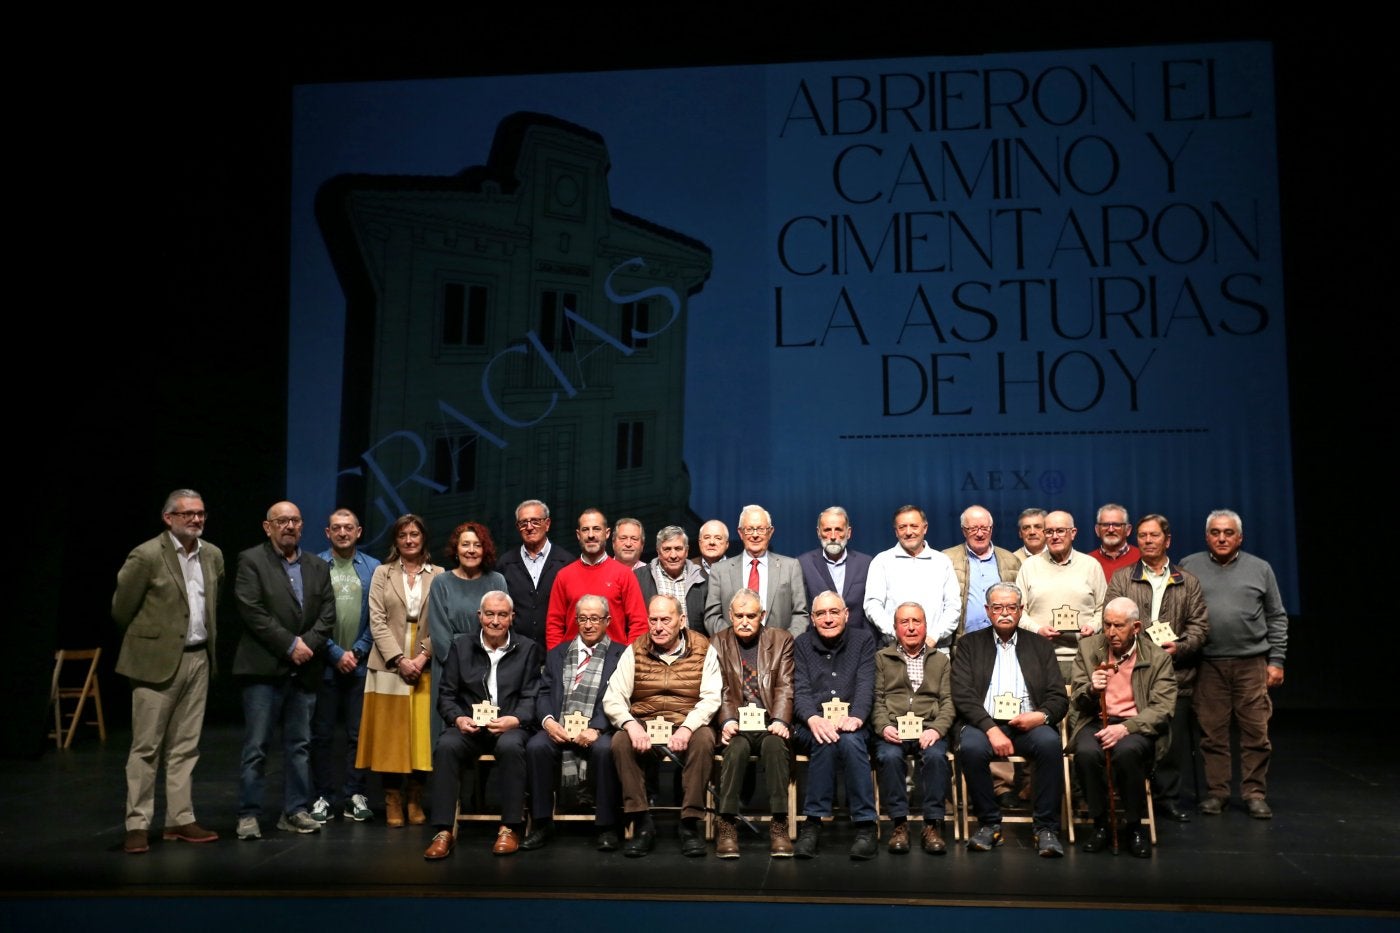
[629, 629, 711, 726]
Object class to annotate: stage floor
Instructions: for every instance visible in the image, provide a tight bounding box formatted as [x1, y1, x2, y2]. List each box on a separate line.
[4, 712, 1396, 918]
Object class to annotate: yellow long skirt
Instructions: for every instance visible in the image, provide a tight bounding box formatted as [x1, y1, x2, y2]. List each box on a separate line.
[356, 667, 433, 774]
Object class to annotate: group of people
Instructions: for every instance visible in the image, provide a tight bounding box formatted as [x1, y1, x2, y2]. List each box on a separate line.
[111, 492, 1288, 865]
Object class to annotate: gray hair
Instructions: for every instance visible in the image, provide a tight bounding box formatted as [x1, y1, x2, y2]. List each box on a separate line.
[1104, 596, 1141, 622]
[986, 582, 1023, 606]
[1017, 508, 1046, 526]
[729, 587, 762, 611]
[480, 589, 515, 611]
[162, 489, 203, 515]
[738, 504, 772, 527]
[960, 505, 992, 528]
[575, 594, 609, 619]
[515, 499, 550, 520]
[656, 525, 688, 547]
[811, 589, 847, 609]
[817, 506, 849, 526]
[615, 517, 643, 535]
[1096, 503, 1130, 524]
[647, 593, 684, 617]
[1205, 509, 1243, 536]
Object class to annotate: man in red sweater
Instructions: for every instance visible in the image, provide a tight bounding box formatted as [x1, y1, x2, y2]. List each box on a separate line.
[545, 508, 648, 649]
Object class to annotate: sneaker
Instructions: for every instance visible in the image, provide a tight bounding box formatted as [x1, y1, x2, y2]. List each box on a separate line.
[1034, 827, 1064, 858]
[310, 797, 333, 823]
[849, 825, 878, 861]
[236, 816, 262, 840]
[968, 823, 1003, 851]
[343, 794, 373, 822]
[276, 811, 322, 834]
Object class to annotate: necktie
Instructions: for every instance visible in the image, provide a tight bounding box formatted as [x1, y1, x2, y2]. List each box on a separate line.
[572, 645, 592, 689]
[748, 558, 760, 594]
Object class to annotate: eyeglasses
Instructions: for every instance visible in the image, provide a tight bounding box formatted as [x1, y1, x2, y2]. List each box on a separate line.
[987, 603, 1021, 614]
[576, 615, 607, 625]
[738, 526, 771, 536]
[962, 525, 991, 535]
[168, 510, 206, 520]
[268, 517, 303, 528]
[1045, 528, 1073, 537]
[1097, 522, 1128, 529]
[516, 517, 546, 528]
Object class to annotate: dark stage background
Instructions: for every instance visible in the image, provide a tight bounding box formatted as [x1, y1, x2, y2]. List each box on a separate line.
[25, 11, 1370, 760]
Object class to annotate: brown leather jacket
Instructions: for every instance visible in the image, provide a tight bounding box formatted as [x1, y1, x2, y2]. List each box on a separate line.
[712, 626, 795, 727]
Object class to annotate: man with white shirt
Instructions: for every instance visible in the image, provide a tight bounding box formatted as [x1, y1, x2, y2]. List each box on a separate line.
[864, 505, 961, 651]
[703, 505, 809, 637]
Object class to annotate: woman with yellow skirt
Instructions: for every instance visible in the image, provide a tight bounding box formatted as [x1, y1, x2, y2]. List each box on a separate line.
[356, 514, 442, 827]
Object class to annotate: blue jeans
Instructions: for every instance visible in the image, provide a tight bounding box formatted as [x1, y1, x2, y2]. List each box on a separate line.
[239, 679, 316, 819]
[311, 670, 367, 801]
[874, 736, 950, 820]
[792, 724, 876, 822]
[958, 722, 1063, 831]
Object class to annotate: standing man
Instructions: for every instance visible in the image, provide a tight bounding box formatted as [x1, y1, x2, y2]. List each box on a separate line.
[1090, 503, 1141, 581]
[864, 505, 961, 651]
[1180, 510, 1288, 819]
[423, 590, 542, 859]
[791, 591, 879, 860]
[872, 602, 953, 855]
[1015, 510, 1106, 681]
[1105, 514, 1209, 822]
[113, 489, 224, 854]
[612, 518, 646, 571]
[704, 505, 809, 637]
[712, 588, 796, 859]
[635, 525, 708, 631]
[1069, 597, 1177, 858]
[233, 501, 337, 839]
[692, 519, 730, 577]
[952, 583, 1068, 857]
[496, 499, 573, 647]
[943, 504, 1022, 645]
[603, 594, 721, 858]
[523, 595, 627, 852]
[545, 508, 648, 649]
[1015, 509, 1048, 562]
[797, 506, 874, 638]
[310, 508, 380, 823]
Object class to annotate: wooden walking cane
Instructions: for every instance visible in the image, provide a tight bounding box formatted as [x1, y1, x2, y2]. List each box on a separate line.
[1096, 656, 1120, 853]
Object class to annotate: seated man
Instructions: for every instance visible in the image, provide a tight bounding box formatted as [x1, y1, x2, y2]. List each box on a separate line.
[952, 582, 1068, 857]
[423, 591, 542, 860]
[523, 595, 627, 852]
[712, 588, 796, 858]
[1070, 596, 1177, 858]
[791, 591, 879, 860]
[603, 594, 720, 858]
[872, 602, 953, 855]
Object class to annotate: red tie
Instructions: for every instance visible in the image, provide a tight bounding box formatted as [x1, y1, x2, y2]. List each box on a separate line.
[572, 646, 593, 689]
[748, 558, 760, 594]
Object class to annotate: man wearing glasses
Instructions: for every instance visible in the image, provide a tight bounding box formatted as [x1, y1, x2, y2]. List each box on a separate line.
[497, 499, 574, 646]
[112, 489, 224, 854]
[232, 501, 337, 840]
[1089, 503, 1141, 581]
[1014, 510, 1106, 682]
[703, 504, 809, 637]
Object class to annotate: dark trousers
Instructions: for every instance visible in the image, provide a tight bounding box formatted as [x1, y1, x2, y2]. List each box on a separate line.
[874, 736, 950, 820]
[525, 729, 621, 825]
[792, 725, 876, 822]
[429, 726, 528, 828]
[1074, 726, 1154, 825]
[1151, 692, 1195, 803]
[717, 731, 790, 816]
[311, 671, 367, 802]
[612, 725, 716, 821]
[958, 722, 1063, 831]
[1194, 656, 1272, 800]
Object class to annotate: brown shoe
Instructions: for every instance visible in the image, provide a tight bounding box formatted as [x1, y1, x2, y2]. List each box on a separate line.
[921, 823, 947, 854]
[163, 822, 219, 843]
[123, 829, 149, 854]
[406, 779, 428, 825]
[423, 830, 454, 860]
[492, 825, 520, 855]
[384, 789, 405, 828]
[888, 822, 910, 854]
[715, 816, 740, 859]
[769, 819, 794, 858]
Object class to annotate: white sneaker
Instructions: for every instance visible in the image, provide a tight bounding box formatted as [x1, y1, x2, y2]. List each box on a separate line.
[310, 797, 333, 822]
[343, 794, 373, 822]
[276, 811, 322, 833]
[236, 816, 262, 840]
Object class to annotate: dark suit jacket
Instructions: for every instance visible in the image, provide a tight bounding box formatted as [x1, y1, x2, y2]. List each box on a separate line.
[437, 632, 542, 729]
[797, 548, 873, 636]
[537, 638, 626, 732]
[951, 626, 1068, 734]
[113, 534, 224, 682]
[233, 542, 336, 689]
[497, 541, 574, 646]
[635, 563, 708, 633]
[713, 626, 795, 727]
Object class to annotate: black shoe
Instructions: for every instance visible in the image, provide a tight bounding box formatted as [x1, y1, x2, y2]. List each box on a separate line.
[849, 825, 878, 861]
[996, 792, 1022, 811]
[520, 822, 553, 850]
[596, 828, 620, 852]
[1080, 826, 1110, 854]
[623, 827, 656, 858]
[793, 822, 820, 859]
[678, 822, 707, 858]
[1199, 796, 1226, 816]
[1129, 829, 1151, 858]
[1034, 828, 1064, 858]
[1161, 802, 1192, 823]
[1245, 798, 1273, 820]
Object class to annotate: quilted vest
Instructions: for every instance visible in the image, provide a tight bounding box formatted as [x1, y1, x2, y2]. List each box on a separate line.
[629, 629, 711, 725]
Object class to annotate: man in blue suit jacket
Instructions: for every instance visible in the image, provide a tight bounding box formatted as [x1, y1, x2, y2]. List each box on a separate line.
[797, 506, 874, 639]
[522, 594, 627, 851]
